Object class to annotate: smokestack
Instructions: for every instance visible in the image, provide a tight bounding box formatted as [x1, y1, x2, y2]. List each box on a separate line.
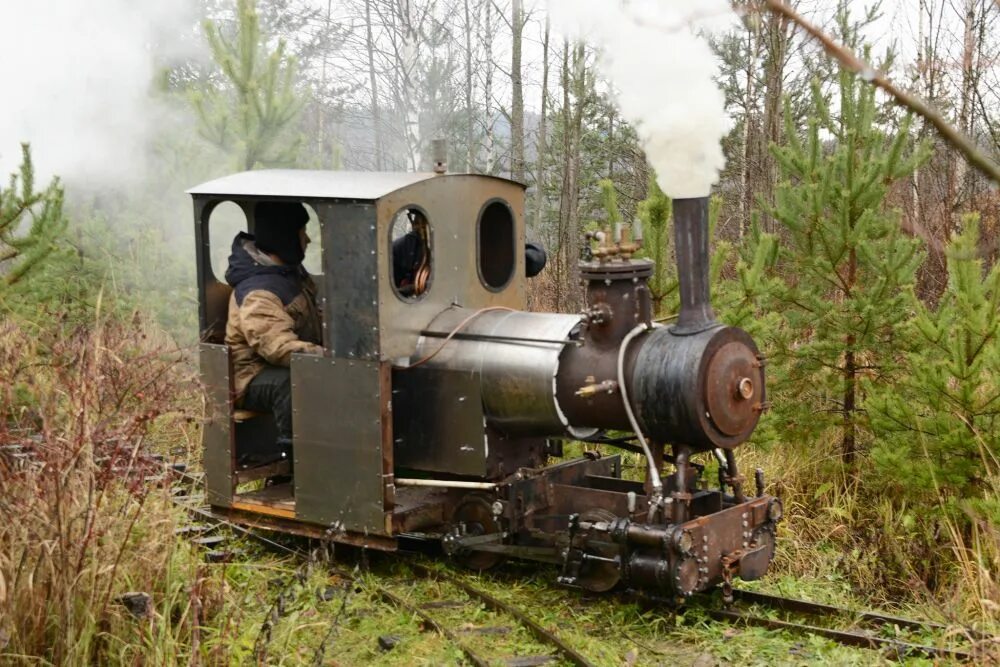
[670, 197, 716, 335]
[432, 138, 447, 174]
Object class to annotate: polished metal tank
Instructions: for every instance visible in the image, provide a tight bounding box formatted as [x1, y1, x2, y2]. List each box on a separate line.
[413, 308, 584, 436]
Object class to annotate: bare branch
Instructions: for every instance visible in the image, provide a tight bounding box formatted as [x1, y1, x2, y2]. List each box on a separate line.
[760, 0, 1000, 185]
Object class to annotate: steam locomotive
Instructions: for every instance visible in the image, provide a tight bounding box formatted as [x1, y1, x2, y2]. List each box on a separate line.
[190, 155, 780, 599]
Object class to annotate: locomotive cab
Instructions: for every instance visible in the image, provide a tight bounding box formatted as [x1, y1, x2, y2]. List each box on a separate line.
[189, 168, 781, 598]
[190, 170, 530, 548]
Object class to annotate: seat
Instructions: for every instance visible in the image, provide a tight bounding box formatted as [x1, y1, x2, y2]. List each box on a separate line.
[233, 409, 266, 423]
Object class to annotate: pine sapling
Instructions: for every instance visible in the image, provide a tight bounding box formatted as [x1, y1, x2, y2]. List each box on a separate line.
[0, 144, 68, 289]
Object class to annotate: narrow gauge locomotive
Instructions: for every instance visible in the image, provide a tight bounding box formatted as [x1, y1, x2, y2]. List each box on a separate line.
[190, 161, 781, 599]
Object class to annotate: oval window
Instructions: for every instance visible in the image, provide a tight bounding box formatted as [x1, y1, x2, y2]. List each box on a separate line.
[478, 200, 515, 290]
[390, 207, 433, 300]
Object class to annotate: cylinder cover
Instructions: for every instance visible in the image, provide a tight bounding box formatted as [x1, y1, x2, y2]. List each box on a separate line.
[631, 325, 765, 450]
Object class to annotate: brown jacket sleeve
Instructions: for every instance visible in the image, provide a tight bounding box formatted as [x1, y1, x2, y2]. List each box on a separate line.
[239, 290, 322, 366]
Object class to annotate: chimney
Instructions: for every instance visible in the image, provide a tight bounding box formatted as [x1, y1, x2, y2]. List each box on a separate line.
[432, 139, 448, 174]
[670, 197, 717, 335]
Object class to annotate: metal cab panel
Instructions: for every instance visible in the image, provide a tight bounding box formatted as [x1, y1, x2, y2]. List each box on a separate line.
[292, 354, 392, 534]
[200, 343, 234, 506]
[376, 175, 528, 361]
[314, 201, 380, 361]
[392, 366, 488, 477]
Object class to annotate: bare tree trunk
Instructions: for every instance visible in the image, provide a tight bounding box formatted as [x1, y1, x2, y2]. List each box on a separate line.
[955, 0, 981, 203]
[365, 0, 384, 170]
[912, 0, 925, 231]
[607, 106, 615, 179]
[556, 40, 570, 312]
[842, 233, 858, 465]
[567, 44, 587, 311]
[464, 0, 474, 171]
[318, 0, 333, 166]
[510, 0, 525, 182]
[534, 17, 550, 234]
[483, 2, 495, 174]
[557, 43, 586, 312]
[759, 8, 790, 233]
[843, 343, 857, 465]
[739, 14, 760, 238]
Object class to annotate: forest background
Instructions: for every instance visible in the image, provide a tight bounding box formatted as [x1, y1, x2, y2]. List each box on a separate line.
[1, 0, 999, 663]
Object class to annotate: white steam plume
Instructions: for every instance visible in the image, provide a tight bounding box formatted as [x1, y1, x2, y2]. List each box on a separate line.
[547, 0, 736, 199]
[0, 1, 201, 186]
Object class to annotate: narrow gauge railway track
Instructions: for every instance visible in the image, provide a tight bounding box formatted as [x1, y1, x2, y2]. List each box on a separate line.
[20, 445, 982, 667]
[706, 589, 987, 663]
[165, 470, 595, 667]
[375, 563, 595, 667]
[166, 466, 989, 665]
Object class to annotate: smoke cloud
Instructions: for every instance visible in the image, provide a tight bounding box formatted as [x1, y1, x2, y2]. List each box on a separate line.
[0, 1, 201, 186]
[547, 0, 735, 199]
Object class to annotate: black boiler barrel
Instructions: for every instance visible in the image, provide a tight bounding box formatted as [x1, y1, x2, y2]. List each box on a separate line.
[630, 324, 765, 451]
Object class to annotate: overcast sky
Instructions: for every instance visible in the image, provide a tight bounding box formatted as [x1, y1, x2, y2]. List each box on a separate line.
[0, 0, 981, 183]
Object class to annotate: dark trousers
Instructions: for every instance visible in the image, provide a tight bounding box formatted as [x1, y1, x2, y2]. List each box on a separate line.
[242, 366, 293, 454]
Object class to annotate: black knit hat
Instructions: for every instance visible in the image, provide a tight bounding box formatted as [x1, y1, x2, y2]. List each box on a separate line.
[254, 202, 309, 266]
[525, 241, 547, 278]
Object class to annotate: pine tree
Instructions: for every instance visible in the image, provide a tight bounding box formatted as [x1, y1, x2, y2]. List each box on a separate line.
[718, 219, 781, 333]
[0, 144, 67, 289]
[871, 215, 1000, 512]
[766, 69, 927, 465]
[192, 0, 305, 170]
[636, 176, 675, 316]
[596, 178, 622, 230]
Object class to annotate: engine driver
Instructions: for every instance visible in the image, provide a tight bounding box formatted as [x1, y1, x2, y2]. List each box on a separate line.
[224, 201, 322, 467]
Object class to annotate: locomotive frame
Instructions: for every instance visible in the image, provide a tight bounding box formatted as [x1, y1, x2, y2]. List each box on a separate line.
[189, 167, 781, 599]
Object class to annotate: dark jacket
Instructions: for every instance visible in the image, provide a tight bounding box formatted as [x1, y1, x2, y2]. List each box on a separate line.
[224, 232, 322, 400]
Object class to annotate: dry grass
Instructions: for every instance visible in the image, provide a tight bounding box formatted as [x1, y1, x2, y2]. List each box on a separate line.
[738, 431, 1000, 634]
[0, 313, 208, 664]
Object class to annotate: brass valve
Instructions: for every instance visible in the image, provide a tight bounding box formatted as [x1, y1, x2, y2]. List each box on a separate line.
[575, 379, 619, 398]
[587, 220, 644, 262]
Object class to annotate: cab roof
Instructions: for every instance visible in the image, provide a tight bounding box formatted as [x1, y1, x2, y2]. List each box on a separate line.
[187, 169, 524, 201]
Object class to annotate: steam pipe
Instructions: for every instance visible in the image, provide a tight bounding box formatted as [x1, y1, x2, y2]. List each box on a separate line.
[617, 323, 662, 500]
[670, 197, 717, 335]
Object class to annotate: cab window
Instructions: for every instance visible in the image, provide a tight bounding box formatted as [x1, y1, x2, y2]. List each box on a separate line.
[390, 207, 433, 300]
[478, 200, 515, 290]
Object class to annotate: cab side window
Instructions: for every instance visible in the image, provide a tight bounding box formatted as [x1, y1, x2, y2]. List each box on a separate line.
[390, 207, 433, 300]
[478, 200, 515, 290]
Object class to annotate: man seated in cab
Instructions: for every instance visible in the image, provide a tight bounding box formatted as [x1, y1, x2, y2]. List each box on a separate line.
[225, 201, 322, 467]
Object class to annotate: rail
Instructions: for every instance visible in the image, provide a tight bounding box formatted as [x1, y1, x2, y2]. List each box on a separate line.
[67, 454, 991, 666]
